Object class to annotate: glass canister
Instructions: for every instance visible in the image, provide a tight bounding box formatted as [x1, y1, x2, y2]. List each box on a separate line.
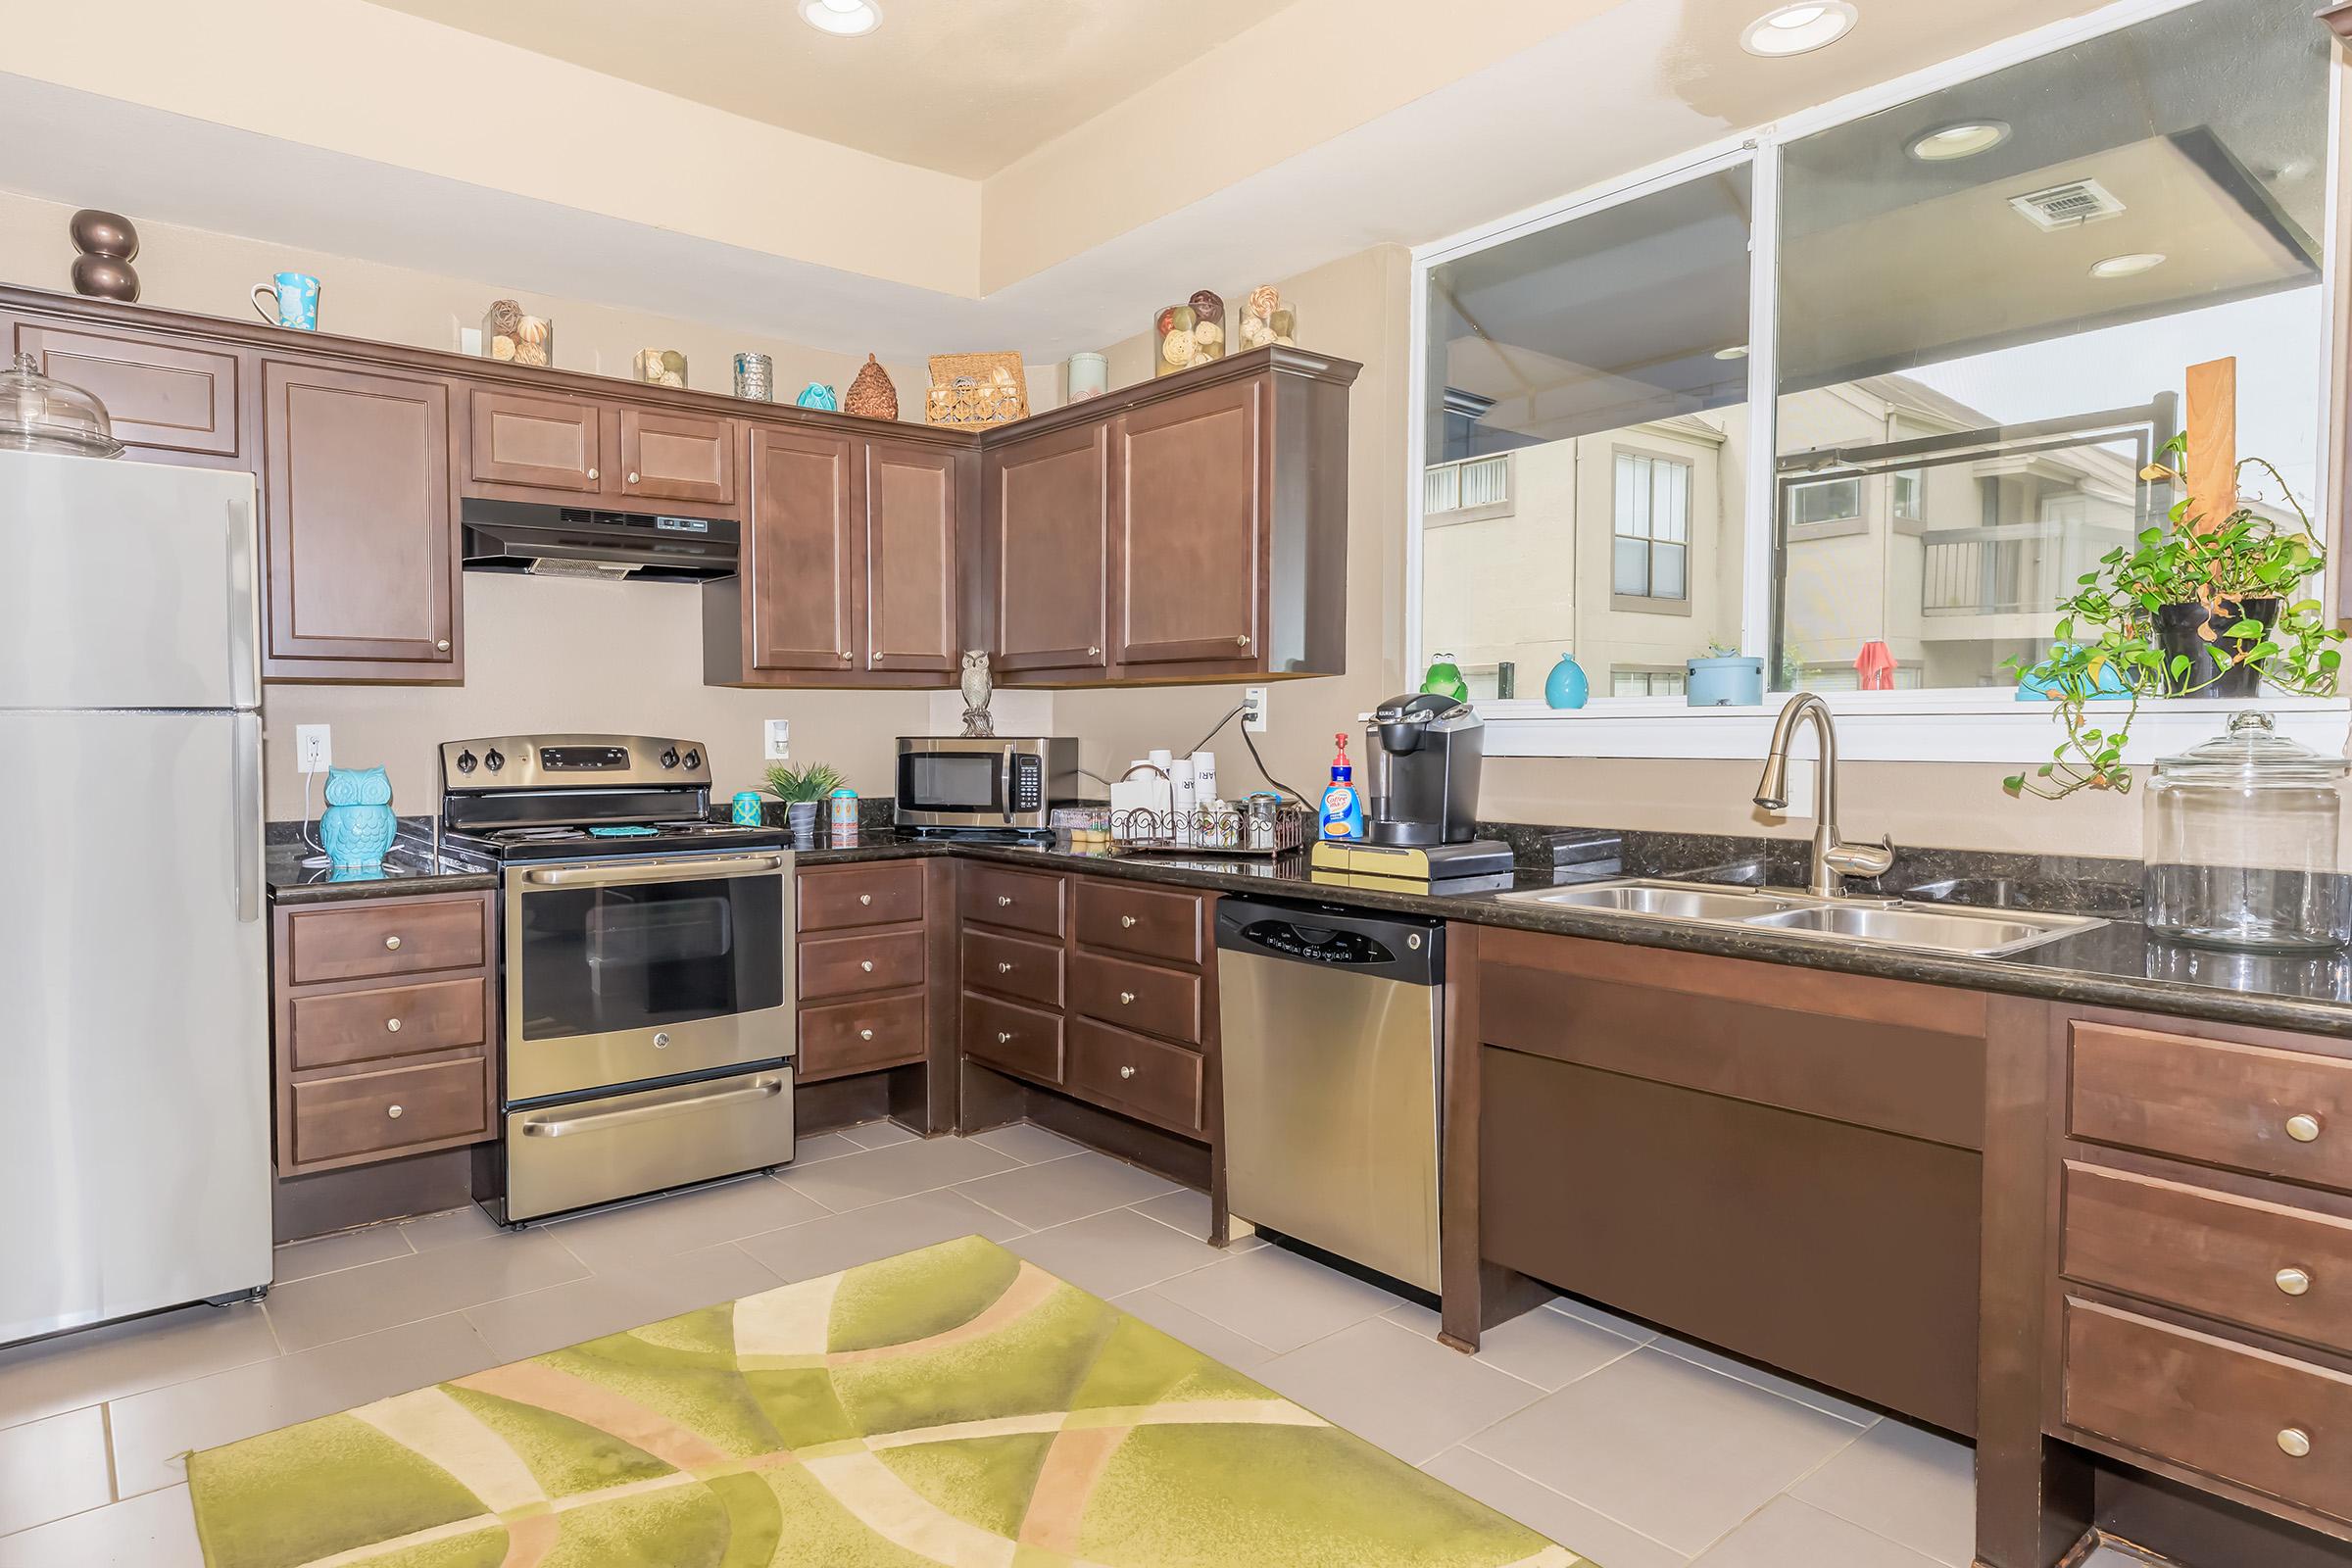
[2142, 710, 2351, 952]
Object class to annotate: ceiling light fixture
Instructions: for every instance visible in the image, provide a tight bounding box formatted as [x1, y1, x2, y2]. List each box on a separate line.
[2089, 252, 2166, 279]
[1740, 1, 1857, 57]
[1715, 345, 1749, 360]
[798, 0, 881, 36]
[1907, 121, 2010, 162]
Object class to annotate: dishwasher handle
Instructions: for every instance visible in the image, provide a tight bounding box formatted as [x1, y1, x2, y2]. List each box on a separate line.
[1213, 898, 1443, 986]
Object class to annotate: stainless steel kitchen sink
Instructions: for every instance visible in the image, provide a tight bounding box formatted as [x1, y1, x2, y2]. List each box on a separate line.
[1497, 877, 2104, 957]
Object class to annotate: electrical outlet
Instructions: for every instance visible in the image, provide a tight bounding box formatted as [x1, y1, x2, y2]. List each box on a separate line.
[295, 724, 332, 774]
[1243, 687, 1268, 733]
[764, 719, 791, 761]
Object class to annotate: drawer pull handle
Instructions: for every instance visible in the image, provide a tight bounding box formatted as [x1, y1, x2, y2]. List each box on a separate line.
[859, 1028, 874, 1041]
[998, 961, 1014, 973]
[997, 1031, 1013, 1044]
[1119, 1064, 1137, 1079]
[2289, 1113, 2325, 1143]
[383, 934, 403, 951]
[1121, 915, 1138, 928]
[860, 959, 875, 972]
[2280, 1427, 2313, 1458]
[999, 896, 1013, 907]
[387, 1103, 404, 1119]
[859, 894, 873, 906]
[2278, 1267, 2314, 1297]
[385, 1017, 403, 1033]
[1119, 991, 1135, 1005]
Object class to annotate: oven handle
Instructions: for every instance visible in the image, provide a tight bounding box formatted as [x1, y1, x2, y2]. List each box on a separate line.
[518, 1074, 786, 1138]
[518, 853, 787, 889]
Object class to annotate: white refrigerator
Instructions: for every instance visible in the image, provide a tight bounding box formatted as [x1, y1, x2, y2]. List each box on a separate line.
[0, 448, 271, 1345]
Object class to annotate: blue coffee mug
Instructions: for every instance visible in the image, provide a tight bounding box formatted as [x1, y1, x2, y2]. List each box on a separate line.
[252, 271, 320, 331]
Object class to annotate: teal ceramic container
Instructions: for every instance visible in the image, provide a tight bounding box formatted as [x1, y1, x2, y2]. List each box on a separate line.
[318, 765, 396, 869]
[795, 382, 838, 411]
[731, 791, 764, 826]
[1686, 656, 1764, 707]
[1544, 653, 1589, 710]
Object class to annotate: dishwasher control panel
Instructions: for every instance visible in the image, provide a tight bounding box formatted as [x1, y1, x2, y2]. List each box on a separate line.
[1236, 919, 1399, 964]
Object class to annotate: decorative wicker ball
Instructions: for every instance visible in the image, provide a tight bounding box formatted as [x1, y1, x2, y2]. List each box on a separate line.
[845, 354, 899, 420]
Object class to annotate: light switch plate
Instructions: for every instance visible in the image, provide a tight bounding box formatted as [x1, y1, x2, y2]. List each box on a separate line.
[764, 719, 791, 760]
[295, 724, 332, 774]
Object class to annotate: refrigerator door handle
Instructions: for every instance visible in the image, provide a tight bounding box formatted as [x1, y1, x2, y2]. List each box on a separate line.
[231, 711, 263, 923]
[224, 493, 260, 710]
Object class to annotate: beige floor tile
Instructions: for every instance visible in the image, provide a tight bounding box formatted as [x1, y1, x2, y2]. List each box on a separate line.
[736, 1189, 1027, 1282]
[790, 1130, 865, 1163]
[1650, 1333, 1881, 1426]
[773, 1136, 1019, 1211]
[0, 1301, 279, 1429]
[1690, 1494, 1942, 1567]
[1544, 1293, 1660, 1346]
[1109, 1289, 1281, 1371]
[956, 1151, 1179, 1229]
[0, 1484, 204, 1568]
[970, 1121, 1086, 1164]
[1421, 1448, 1690, 1568]
[1389, 1298, 1644, 1391]
[1790, 1416, 1976, 1566]
[108, 1313, 496, 1496]
[835, 1119, 919, 1150]
[0, 1405, 112, 1536]
[544, 1175, 832, 1273]
[1005, 1208, 1226, 1298]
[272, 1223, 415, 1284]
[265, 1230, 588, 1353]
[1252, 1317, 1543, 1464]
[396, 1202, 502, 1252]
[1128, 1187, 1218, 1242]
[1466, 1347, 1866, 1555]
[1150, 1244, 1404, 1354]
[464, 1244, 780, 1363]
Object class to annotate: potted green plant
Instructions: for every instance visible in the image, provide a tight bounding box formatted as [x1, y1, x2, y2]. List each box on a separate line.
[2005, 435, 2342, 801]
[765, 761, 844, 837]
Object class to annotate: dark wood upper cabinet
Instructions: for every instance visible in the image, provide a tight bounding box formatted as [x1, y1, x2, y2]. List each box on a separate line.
[10, 319, 243, 464]
[866, 438, 961, 674]
[613, 405, 736, 507]
[466, 387, 603, 493]
[740, 423, 860, 674]
[260, 359, 459, 681]
[1113, 375, 1265, 673]
[984, 420, 1112, 677]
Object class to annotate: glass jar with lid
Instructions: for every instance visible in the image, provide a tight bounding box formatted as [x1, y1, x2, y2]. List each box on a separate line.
[2143, 710, 2351, 952]
[0, 352, 123, 457]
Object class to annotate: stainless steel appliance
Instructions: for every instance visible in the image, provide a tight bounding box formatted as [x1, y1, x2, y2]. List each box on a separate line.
[1, 450, 270, 1346]
[440, 734, 796, 1222]
[895, 735, 1080, 836]
[1215, 896, 1445, 1293]
[461, 499, 740, 581]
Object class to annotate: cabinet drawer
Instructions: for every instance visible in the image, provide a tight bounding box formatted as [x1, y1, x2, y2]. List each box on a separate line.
[962, 991, 1063, 1084]
[1069, 951, 1200, 1044]
[2072, 1022, 2352, 1193]
[1074, 879, 1202, 965]
[798, 993, 925, 1081]
[289, 1057, 490, 1168]
[2065, 1162, 2352, 1352]
[2064, 1296, 2352, 1523]
[961, 865, 1065, 940]
[800, 860, 926, 931]
[1066, 1019, 1204, 1135]
[963, 927, 1063, 1009]
[799, 929, 925, 1002]
[283, 897, 488, 986]
[287, 977, 488, 1071]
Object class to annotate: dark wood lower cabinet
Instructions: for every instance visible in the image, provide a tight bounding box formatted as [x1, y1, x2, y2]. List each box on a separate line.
[791, 861, 954, 1128]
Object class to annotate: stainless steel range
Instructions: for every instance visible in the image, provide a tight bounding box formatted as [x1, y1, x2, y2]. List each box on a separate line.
[441, 734, 795, 1223]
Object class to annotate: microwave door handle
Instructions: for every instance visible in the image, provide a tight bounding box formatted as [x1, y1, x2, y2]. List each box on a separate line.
[1002, 744, 1016, 823]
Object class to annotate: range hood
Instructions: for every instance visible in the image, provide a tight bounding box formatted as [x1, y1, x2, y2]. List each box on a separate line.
[461, 499, 739, 582]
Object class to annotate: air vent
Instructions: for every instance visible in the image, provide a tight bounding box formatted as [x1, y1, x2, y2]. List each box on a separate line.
[2008, 178, 2124, 231]
[526, 558, 636, 581]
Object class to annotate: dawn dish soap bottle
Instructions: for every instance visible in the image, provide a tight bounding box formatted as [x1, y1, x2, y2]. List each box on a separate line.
[1319, 732, 1365, 841]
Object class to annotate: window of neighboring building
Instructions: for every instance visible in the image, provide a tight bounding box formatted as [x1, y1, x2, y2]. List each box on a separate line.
[1892, 468, 1924, 522]
[1612, 453, 1690, 601]
[1612, 667, 1689, 698]
[1788, 476, 1861, 528]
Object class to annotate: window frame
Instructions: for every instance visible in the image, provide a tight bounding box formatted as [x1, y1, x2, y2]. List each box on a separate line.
[1609, 446, 1695, 614]
[1402, 0, 2348, 763]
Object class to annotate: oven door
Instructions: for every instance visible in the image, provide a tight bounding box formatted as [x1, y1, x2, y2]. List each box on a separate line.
[505, 851, 792, 1102]
[896, 740, 1013, 828]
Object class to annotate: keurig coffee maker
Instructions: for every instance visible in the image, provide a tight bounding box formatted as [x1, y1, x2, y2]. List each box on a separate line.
[1311, 693, 1513, 885]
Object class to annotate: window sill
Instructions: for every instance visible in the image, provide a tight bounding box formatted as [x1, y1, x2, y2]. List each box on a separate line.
[1473, 693, 2352, 763]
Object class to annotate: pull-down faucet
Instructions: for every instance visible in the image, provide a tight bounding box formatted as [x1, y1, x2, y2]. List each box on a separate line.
[1753, 694, 1895, 899]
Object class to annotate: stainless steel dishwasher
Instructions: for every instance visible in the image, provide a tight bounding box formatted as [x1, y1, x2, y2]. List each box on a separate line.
[1215, 896, 1445, 1293]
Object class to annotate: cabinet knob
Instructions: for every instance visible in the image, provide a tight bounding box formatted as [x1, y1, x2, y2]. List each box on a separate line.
[1089, 646, 1102, 658]
[383, 934, 402, 951]
[2279, 1267, 2314, 1297]
[1121, 915, 1137, 928]
[997, 1031, 1013, 1044]
[1119, 991, 1135, 1005]
[859, 894, 873, 906]
[998, 961, 1013, 973]
[859, 1028, 874, 1041]
[2289, 1113, 2325, 1143]
[998, 895, 1013, 907]
[860, 959, 874, 972]
[386, 1103, 404, 1119]
[1235, 634, 1251, 648]
[1119, 1064, 1137, 1079]
[385, 1017, 403, 1033]
[2280, 1427, 2314, 1458]
[587, 467, 599, 481]
[627, 470, 640, 484]
[841, 650, 854, 662]
[435, 639, 451, 652]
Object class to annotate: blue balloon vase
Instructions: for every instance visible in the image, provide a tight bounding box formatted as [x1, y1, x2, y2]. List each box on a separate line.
[318, 765, 397, 869]
[1544, 653, 1590, 710]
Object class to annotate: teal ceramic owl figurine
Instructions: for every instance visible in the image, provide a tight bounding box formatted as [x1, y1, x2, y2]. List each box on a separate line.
[318, 765, 396, 869]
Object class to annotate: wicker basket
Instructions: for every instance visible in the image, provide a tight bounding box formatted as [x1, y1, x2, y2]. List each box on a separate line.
[844, 354, 898, 420]
[925, 352, 1028, 428]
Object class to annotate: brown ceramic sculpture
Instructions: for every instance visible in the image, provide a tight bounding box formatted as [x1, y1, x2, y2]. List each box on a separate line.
[69, 209, 139, 302]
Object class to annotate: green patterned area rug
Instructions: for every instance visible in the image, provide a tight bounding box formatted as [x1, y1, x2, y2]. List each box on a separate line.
[187, 1236, 1590, 1567]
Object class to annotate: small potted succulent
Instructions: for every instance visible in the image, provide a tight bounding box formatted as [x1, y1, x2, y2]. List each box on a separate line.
[765, 761, 844, 838]
[2005, 434, 2342, 801]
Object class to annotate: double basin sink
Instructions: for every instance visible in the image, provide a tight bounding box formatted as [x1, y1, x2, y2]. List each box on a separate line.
[1498, 878, 2104, 957]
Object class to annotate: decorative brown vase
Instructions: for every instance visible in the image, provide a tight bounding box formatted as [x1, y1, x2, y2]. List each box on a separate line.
[69, 209, 139, 302]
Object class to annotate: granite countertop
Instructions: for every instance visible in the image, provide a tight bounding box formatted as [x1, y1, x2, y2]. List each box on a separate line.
[265, 824, 496, 905]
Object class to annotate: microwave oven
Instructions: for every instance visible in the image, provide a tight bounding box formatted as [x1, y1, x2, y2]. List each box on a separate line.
[895, 736, 1082, 834]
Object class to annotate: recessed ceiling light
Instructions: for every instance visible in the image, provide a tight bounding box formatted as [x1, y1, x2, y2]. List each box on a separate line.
[2089, 252, 2166, 279]
[1740, 1, 1857, 56]
[1715, 345, 1749, 360]
[1908, 121, 2010, 162]
[798, 0, 881, 36]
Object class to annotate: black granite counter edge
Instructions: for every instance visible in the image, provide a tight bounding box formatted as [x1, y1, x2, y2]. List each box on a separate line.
[265, 820, 498, 905]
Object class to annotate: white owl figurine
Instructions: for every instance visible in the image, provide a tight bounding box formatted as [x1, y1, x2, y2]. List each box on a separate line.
[959, 650, 996, 738]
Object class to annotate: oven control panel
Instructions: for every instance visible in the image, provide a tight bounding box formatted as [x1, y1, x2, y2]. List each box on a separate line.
[440, 734, 712, 791]
[540, 745, 629, 771]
